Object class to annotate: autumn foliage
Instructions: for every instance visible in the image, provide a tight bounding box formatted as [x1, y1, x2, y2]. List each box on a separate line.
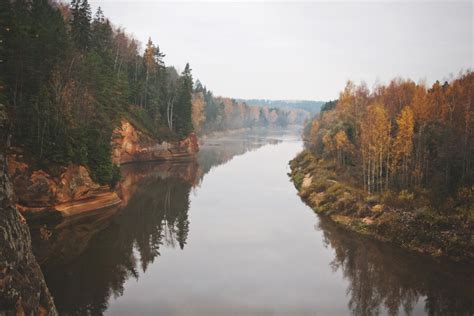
[306, 72, 474, 202]
[191, 82, 308, 135]
[1, 0, 194, 184]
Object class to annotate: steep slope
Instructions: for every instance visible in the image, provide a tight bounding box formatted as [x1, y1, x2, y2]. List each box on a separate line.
[0, 154, 57, 315]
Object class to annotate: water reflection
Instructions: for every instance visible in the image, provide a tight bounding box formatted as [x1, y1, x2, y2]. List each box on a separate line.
[43, 173, 193, 315]
[319, 217, 474, 316]
[42, 131, 280, 315]
[29, 160, 199, 268]
[39, 130, 473, 315]
[197, 132, 281, 178]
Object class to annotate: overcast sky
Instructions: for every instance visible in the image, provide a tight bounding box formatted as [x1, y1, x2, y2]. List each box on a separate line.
[89, 1, 472, 101]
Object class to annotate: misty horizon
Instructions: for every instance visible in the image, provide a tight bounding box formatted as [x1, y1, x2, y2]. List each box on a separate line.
[89, 0, 472, 101]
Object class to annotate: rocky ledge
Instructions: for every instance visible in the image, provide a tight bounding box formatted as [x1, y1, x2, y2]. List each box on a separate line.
[6, 120, 199, 220]
[112, 120, 199, 165]
[7, 152, 121, 221]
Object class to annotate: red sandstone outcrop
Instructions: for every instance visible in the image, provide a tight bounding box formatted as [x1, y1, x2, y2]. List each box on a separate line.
[8, 156, 103, 208]
[6, 119, 199, 219]
[112, 120, 199, 165]
[31, 159, 200, 268]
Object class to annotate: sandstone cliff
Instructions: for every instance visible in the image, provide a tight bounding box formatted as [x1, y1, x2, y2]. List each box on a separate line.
[9, 153, 99, 207]
[31, 160, 199, 268]
[4, 120, 200, 270]
[7, 120, 199, 218]
[112, 120, 199, 165]
[7, 151, 121, 221]
[0, 154, 57, 315]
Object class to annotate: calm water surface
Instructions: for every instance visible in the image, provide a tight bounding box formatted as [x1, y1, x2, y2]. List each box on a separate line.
[42, 129, 473, 316]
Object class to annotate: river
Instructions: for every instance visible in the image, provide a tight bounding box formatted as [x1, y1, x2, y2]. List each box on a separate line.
[41, 129, 473, 315]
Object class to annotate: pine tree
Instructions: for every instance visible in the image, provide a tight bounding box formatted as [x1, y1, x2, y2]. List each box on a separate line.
[70, 0, 91, 51]
[91, 7, 113, 57]
[174, 63, 193, 137]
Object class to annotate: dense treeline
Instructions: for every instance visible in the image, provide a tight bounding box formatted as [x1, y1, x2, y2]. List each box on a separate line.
[0, 0, 194, 185]
[239, 99, 325, 115]
[191, 81, 308, 135]
[306, 72, 473, 205]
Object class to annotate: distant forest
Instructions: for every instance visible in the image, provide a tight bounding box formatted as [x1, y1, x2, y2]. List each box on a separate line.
[240, 99, 326, 115]
[192, 81, 310, 135]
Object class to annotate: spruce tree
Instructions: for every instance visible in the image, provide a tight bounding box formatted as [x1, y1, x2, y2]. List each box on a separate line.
[70, 0, 91, 51]
[91, 6, 113, 57]
[174, 63, 193, 137]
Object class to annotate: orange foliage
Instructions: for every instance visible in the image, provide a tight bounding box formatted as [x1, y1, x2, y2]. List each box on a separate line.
[308, 71, 474, 194]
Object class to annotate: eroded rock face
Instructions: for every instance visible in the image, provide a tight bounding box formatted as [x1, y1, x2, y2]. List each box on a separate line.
[13, 170, 57, 207]
[179, 132, 199, 156]
[34, 160, 200, 268]
[7, 156, 100, 208]
[56, 165, 100, 203]
[112, 120, 199, 165]
[0, 154, 57, 315]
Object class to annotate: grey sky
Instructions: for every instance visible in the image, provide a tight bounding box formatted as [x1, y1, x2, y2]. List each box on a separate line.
[89, 1, 472, 101]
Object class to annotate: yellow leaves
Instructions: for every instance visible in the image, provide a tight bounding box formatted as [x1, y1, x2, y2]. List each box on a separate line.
[307, 71, 474, 195]
[337, 80, 356, 111]
[334, 130, 352, 166]
[410, 85, 431, 122]
[337, 80, 369, 119]
[334, 130, 349, 151]
[144, 37, 157, 75]
[360, 103, 391, 192]
[310, 121, 319, 146]
[395, 106, 414, 157]
[361, 103, 390, 156]
[191, 92, 206, 133]
[392, 106, 414, 185]
[322, 133, 334, 152]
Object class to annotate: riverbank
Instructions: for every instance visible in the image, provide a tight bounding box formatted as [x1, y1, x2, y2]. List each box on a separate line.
[289, 150, 474, 262]
[6, 119, 199, 224]
[28, 159, 200, 269]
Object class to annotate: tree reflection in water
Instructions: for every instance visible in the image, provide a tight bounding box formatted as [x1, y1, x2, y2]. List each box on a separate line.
[318, 217, 474, 316]
[43, 131, 280, 315]
[43, 175, 192, 315]
[40, 130, 473, 316]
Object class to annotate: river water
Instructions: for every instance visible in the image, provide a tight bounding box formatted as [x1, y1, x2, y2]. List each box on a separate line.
[42, 129, 473, 315]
